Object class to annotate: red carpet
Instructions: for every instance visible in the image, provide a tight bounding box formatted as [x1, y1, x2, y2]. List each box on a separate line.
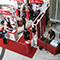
[18, 35, 25, 43]
[0, 38, 37, 58]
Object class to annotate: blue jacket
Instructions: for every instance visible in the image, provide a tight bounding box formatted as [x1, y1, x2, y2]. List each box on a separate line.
[2, 30, 7, 38]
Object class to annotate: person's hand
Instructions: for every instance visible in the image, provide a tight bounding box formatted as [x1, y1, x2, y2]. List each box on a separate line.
[27, 35, 28, 37]
[46, 37, 47, 39]
[49, 39, 51, 40]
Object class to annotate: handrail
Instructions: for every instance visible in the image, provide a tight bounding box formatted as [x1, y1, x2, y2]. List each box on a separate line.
[32, 3, 49, 26]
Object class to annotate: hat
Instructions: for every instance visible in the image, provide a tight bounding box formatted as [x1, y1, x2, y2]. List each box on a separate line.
[25, 28, 27, 30]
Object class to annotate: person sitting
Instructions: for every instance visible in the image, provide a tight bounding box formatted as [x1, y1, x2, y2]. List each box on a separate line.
[46, 29, 55, 43]
[23, 28, 32, 40]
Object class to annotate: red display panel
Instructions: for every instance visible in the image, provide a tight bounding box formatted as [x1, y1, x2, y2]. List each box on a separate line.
[14, 0, 24, 2]
[0, 10, 11, 15]
[30, 0, 44, 4]
[37, 13, 46, 38]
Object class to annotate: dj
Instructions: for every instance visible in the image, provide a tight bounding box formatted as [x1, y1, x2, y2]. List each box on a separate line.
[23, 28, 32, 40]
[46, 29, 55, 42]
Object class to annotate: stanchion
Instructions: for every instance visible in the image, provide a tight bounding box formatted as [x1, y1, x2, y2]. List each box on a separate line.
[25, 40, 32, 54]
[26, 10, 29, 19]
[15, 8, 19, 16]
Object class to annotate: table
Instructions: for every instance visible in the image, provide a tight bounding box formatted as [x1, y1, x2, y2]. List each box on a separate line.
[37, 37, 60, 55]
[0, 25, 18, 41]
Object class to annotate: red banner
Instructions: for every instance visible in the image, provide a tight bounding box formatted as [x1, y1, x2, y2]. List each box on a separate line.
[30, 0, 44, 4]
[14, 0, 24, 2]
[0, 10, 11, 15]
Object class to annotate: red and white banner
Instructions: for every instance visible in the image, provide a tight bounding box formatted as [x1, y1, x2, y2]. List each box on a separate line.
[30, 0, 44, 4]
[14, 0, 24, 2]
[0, 10, 11, 15]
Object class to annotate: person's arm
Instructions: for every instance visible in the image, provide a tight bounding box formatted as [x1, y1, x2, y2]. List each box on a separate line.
[46, 34, 49, 39]
[29, 34, 32, 39]
[5, 30, 7, 33]
[49, 35, 54, 40]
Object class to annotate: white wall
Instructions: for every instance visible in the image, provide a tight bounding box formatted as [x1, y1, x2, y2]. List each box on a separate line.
[59, 0, 60, 2]
[0, 0, 14, 5]
[43, 0, 49, 1]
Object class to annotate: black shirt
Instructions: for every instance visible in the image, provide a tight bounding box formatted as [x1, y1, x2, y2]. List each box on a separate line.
[23, 31, 30, 40]
[23, 18, 26, 24]
[48, 31, 55, 39]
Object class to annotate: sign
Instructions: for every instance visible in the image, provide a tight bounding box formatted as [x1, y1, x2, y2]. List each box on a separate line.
[0, 10, 11, 15]
[30, 0, 44, 4]
[14, 0, 24, 2]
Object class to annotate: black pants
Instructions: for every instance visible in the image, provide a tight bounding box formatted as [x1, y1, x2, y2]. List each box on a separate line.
[18, 11, 20, 17]
[23, 23, 25, 29]
[3, 38, 7, 44]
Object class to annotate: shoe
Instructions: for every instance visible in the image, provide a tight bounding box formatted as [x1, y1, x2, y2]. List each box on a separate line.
[5, 43, 8, 45]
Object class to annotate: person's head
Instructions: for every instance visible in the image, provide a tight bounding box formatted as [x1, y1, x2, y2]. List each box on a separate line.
[33, 14, 35, 16]
[22, 16, 25, 19]
[1, 21, 4, 25]
[24, 28, 27, 32]
[2, 27, 4, 31]
[49, 29, 53, 33]
[7, 22, 10, 25]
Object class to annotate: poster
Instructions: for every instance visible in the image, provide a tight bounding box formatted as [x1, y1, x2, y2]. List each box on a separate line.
[30, 0, 44, 4]
[0, 10, 11, 15]
[14, 0, 24, 2]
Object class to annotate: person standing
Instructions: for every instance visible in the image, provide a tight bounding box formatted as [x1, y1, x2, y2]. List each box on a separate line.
[1, 27, 8, 44]
[23, 28, 32, 40]
[22, 16, 26, 29]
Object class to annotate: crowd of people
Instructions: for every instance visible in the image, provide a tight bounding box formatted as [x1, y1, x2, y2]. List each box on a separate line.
[16, 2, 41, 21]
[0, 2, 41, 44]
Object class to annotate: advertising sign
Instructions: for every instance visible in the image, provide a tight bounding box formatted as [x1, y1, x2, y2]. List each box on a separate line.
[30, 0, 44, 4]
[0, 10, 11, 15]
[14, 0, 24, 2]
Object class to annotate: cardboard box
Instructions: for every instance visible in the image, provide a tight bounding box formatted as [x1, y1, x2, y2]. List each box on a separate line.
[48, 21, 52, 27]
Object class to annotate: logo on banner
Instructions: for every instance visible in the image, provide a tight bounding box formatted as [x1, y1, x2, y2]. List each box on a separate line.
[0, 10, 10, 15]
[35, 0, 38, 2]
[31, 0, 34, 2]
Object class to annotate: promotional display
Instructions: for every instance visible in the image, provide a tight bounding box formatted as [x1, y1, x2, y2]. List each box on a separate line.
[30, 0, 44, 4]
[0, 10, 11, 15]
[25, 40, 32, 54]
[37, 13, 46, 38]
[0, 25, 18, 41]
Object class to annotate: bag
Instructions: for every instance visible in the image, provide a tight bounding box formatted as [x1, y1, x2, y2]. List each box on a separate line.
[39, 46, 43, 50]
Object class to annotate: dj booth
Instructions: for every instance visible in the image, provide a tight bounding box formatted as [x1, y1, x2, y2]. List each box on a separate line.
[37, 37, 60, 55]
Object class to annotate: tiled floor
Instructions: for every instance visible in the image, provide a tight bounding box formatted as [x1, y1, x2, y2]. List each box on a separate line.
[0, 23, 60, 60]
